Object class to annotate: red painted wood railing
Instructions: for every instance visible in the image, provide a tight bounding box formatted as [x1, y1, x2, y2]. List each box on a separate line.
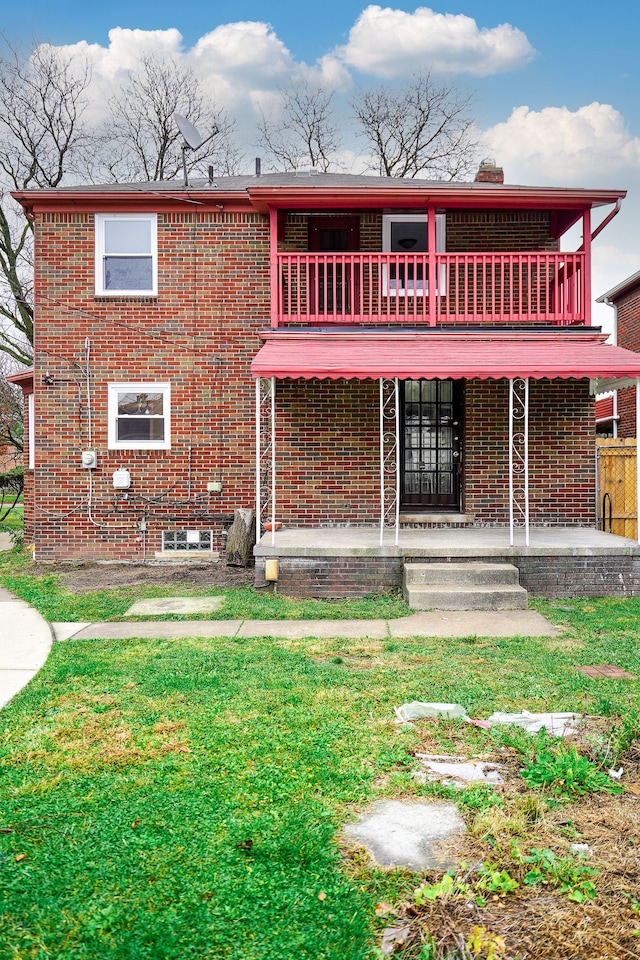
[274, 251, 587, 326]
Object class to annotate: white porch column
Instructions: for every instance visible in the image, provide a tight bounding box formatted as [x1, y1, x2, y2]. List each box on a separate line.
[509, 377, 530, 547]
[255, 377, 277, 546]
[255, 378, 261, 545]
[636, 378, 640, 545]
[379, 378, 400, 546]
[270, 376, 276, 546]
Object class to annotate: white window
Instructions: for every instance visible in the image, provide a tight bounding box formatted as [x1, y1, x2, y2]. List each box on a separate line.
[95, 214, 157, 296]
[382, 213, 445, 295]
[108, 383, 170, 450]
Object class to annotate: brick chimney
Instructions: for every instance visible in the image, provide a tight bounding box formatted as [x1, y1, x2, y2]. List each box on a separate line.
[475, 161, 504, 184]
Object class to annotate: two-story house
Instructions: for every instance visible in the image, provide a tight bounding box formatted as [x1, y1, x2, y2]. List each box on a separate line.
[12, 165, 640, 597]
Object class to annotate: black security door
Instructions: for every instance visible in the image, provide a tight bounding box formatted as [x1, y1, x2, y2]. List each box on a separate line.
[401, 379, 462, 509]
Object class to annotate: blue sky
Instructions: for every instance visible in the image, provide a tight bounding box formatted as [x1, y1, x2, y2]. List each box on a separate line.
[6, 1, 640, 322]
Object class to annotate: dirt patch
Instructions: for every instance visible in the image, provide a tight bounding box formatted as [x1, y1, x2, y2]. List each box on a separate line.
[28, 560, 255, 593]
[372, 718, 640, 959]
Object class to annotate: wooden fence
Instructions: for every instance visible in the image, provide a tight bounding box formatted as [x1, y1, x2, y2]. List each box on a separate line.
[596, 438, 637, 539]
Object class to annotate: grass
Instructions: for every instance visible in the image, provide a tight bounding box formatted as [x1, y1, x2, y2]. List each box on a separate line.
[0, 501, 23, 534]
[0, 549, 409, 622]
[1, 616, 639, 959]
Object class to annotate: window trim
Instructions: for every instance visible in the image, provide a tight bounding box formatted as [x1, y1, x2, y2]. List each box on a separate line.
[382, 213, 446, 296]
[107, 382, 171, 450]
[95, 213, 158, 297]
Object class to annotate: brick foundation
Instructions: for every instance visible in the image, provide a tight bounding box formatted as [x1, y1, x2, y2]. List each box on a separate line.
[255, 551, 640, 599]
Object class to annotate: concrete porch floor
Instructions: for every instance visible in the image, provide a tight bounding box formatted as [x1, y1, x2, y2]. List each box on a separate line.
[255, 525, 640, 558]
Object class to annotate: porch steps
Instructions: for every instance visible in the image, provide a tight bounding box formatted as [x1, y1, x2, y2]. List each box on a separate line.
[403, 562, 528, 611]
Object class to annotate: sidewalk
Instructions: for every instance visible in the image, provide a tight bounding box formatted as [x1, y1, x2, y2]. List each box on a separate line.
[52, 609, 557, 642]
[1, 571, 557, 710]
[0, 586, 53, 710]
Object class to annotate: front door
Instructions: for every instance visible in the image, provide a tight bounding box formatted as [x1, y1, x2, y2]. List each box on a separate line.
[401, 379, 462, 509]
[308, 216, 360, 315]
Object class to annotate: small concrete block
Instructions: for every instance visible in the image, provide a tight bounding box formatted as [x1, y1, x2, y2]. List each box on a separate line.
[125, 596, 225, 615]
[576, 664, 636, 679]
[342, 799, 466, 871]
[415, 756, 504, 788]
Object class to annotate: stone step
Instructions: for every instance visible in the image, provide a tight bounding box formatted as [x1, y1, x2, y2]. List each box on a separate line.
[403, 562, 520, 587]
[404, 583, 529, 611]
[402, 562, 528, 611]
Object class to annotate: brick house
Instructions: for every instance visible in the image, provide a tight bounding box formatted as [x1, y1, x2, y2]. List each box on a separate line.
[12, 167, 640, 596]
[597, 271, 640, 437]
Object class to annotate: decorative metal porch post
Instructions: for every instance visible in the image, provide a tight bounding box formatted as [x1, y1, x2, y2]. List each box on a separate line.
[379, 377, 400, 546]
[255, 376, 276, 545]
[509, 378, 530, 547]
[636, 379, 640, 546]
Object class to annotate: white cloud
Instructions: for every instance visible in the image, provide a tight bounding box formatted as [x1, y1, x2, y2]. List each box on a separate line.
[481, 102, 640, 321]
[330, 5, 535, 78]
[484, 102, 640, 186]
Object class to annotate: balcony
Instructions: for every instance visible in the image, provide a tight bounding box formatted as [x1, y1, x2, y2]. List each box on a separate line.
[274, 251, 587, 327]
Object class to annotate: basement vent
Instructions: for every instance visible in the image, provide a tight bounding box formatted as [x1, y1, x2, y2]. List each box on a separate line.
[162, 529, 213, 552]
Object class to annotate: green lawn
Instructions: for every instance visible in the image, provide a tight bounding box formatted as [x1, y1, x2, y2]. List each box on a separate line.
[1, 612, 639, 959]
[0, 549, 409, 622]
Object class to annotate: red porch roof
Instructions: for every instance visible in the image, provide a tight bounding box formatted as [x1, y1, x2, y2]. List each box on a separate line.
[251, 330, 640, 382]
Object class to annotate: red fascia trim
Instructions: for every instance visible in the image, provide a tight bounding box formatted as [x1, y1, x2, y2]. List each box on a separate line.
[10, 190, 255, 216]
[246, 185, 626, 214]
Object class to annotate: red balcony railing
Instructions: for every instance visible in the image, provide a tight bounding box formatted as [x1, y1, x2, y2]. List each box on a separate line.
[274, 251, 587, 326]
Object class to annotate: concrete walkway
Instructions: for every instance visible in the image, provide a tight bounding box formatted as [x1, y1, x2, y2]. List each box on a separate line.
[52, 609, 556, 642]
[0, 586, 53, 710]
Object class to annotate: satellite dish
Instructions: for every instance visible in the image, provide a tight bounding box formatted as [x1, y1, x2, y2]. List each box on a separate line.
[174, 113, 204, 150]
[173, 113, 219, 187]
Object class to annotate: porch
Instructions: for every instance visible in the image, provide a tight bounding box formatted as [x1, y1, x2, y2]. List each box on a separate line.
[254, 525, 640, 599]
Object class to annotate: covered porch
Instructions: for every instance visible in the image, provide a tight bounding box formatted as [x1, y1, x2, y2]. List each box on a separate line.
[254, 525, 640, 599]
[251, 326, 640, 597]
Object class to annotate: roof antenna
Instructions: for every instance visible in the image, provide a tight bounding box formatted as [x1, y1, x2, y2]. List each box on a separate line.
[173, 114, 219, 188]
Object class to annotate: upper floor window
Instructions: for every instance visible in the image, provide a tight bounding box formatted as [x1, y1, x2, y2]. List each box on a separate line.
[382, 213, 445, 295]
[95, 214, 157, 296]
[108, 383, 170, 450]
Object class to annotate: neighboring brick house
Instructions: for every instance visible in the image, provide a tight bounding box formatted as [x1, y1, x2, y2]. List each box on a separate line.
[11, 166, 640, 593]
[597, 271, 640, 436]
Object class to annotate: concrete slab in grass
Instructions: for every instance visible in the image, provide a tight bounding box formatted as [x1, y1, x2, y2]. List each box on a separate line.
[342, 799, 466, 871]
[125, 596, 225, 615]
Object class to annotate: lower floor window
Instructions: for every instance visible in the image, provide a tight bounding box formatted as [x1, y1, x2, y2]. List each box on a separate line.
[162, 530, 213, 551]
[108, 382, 171, 450]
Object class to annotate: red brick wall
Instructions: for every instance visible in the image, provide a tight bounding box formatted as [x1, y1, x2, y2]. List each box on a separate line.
[463, 379, 595, 524]
[271, 377, 595, 527]
[446, 210, 557, 253]
[32, 209, 270, 560]
[281, 210, 552, 254]
[611, 281, 640, 437]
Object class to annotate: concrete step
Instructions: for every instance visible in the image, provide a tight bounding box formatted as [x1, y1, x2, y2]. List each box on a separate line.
[404, 583, 529, 611]
[402, 562, 528, 611]
[404, 562, 521, 587]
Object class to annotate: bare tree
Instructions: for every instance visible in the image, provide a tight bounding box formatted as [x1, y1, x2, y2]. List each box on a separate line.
[0, 355, 24, 454]
[258, 83, 342, 172]
[352, 73, 479, 180]
[98, 55, 242, 182]
[0, 40, 92, 365]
